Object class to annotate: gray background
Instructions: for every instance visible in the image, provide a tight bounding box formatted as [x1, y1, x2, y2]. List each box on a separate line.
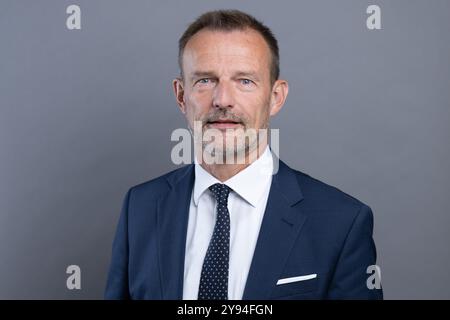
[0, 0, 449, 299]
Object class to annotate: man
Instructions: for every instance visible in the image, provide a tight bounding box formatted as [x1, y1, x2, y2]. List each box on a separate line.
[105, 10, 383, 300]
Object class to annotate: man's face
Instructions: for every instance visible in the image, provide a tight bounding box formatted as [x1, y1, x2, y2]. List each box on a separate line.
[174, 28, 287, 160]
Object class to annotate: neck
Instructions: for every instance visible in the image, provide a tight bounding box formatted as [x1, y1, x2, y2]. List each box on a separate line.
[197, 143, 268, 182]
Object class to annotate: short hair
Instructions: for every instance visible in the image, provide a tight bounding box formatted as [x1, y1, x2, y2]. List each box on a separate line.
[178, 9, 280, 84]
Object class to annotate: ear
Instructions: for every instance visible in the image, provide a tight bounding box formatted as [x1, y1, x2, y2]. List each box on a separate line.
[269, 79, 289, 116]
[173, 77, 186, 114]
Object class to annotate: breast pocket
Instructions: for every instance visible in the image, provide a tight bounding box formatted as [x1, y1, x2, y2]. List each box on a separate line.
[270, 274, 318, 299]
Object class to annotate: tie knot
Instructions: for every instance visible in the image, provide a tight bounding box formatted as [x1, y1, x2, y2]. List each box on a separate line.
[208, 183, 231, 204]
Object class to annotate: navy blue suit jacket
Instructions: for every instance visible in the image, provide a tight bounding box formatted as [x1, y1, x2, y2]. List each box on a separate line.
[105, 160, 383, 299]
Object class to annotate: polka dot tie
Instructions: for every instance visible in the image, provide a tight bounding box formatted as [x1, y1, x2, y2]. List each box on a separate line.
[198, 183, 232, 300]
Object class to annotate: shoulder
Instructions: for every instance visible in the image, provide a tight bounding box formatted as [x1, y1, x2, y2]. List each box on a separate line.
[126, 164, 194, 202]
[280, 160, 373, 224]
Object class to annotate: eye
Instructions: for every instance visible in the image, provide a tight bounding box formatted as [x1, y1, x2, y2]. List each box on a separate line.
[240, 79, 254, 85]
[196, 78, 213, 85]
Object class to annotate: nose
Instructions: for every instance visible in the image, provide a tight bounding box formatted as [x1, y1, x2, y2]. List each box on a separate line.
[212, 81, 235, 109]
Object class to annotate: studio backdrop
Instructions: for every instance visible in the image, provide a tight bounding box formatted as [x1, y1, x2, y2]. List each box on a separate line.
[0, 0, 449, 299]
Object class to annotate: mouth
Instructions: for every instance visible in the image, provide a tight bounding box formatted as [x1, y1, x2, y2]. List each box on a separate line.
[206, 119, 243, 129]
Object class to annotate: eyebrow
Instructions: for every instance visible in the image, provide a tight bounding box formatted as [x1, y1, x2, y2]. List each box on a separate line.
[190, 71, 216, 81]
[190, 70, 261, 82]
[234, 71, 260, 81]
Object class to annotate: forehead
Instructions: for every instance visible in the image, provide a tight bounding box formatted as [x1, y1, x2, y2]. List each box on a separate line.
[182, 28, 271, 75]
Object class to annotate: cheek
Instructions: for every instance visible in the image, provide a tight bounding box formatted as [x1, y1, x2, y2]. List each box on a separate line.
[244, 95, 271, 126]
[185, 91, 213, 119]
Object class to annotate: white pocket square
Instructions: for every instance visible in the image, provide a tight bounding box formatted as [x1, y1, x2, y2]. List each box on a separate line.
[276, 273, 317, 285]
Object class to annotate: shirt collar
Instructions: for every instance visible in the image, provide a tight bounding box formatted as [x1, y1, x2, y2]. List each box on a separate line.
[193, 146, 273, 207]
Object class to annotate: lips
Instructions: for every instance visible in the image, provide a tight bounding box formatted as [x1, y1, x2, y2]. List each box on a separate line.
[206, 119, 242, 129]
[208, 120, 240, 124]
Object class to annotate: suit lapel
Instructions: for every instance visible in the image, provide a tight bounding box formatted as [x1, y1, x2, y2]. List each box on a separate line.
[242, 160, 307, 299]
[157, 165, 194, 299]
[155, 160, 307, 300]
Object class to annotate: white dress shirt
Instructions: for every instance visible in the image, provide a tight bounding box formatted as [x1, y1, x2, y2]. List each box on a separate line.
[182, 146, 274, 300]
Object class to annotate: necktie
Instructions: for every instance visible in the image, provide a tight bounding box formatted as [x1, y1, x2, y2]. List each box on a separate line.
[198, 183, 231, 300]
